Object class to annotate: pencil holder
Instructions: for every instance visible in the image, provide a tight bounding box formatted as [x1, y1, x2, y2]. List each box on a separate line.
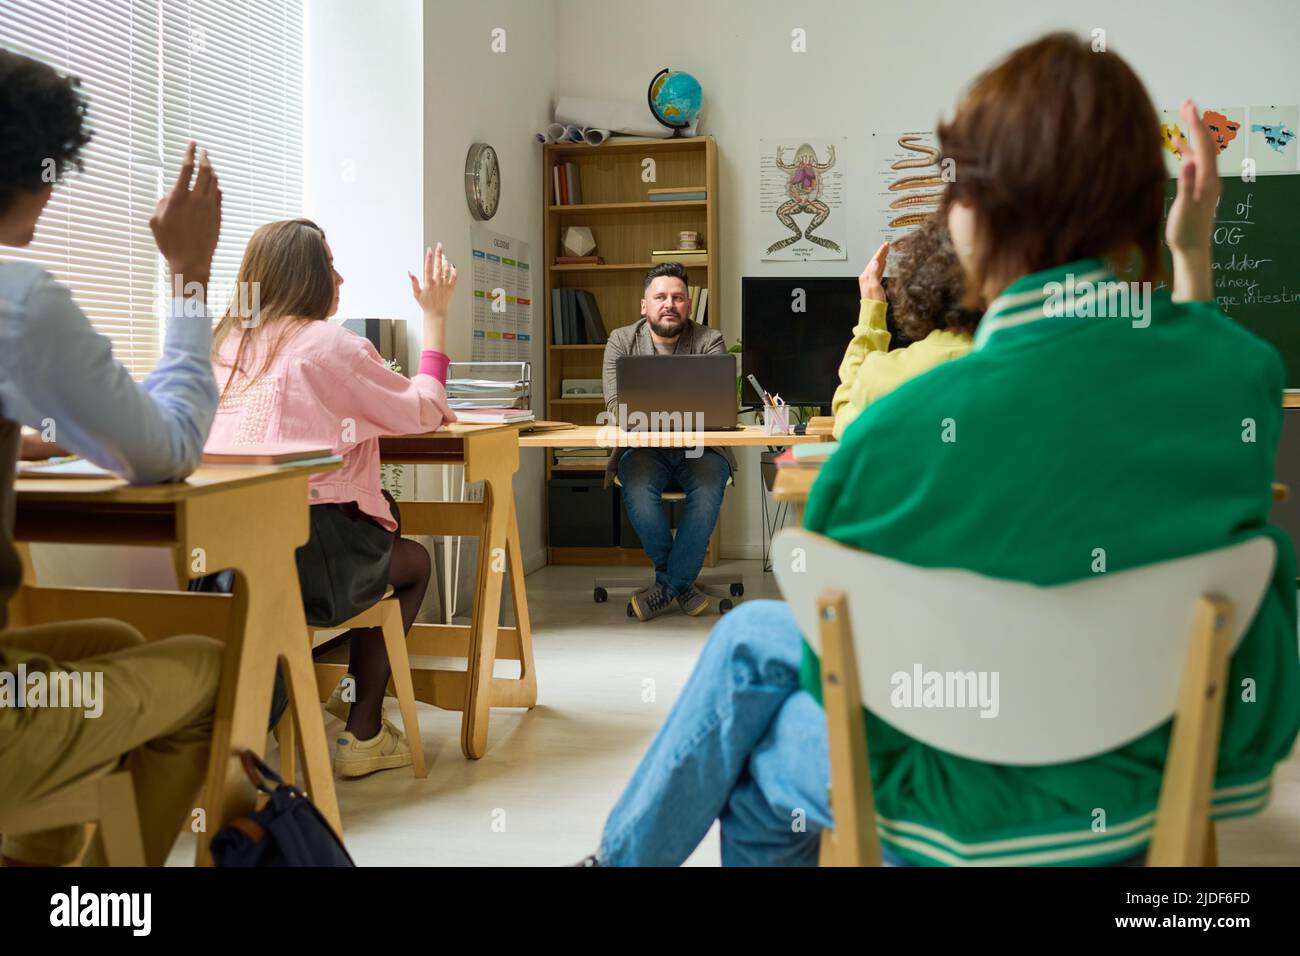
[763, 405, 791, 436]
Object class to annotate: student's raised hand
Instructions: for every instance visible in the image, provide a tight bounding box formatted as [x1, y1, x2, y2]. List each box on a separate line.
[150, 142, 222, 290]
[408, 243, 458, 318]
[859, 241, 889, 302]
[1166, 100, 1219, 301]
[1167, 100, 1220, 256]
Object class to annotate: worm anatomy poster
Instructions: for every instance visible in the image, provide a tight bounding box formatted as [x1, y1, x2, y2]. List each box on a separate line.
[759, 137, 847, 261]
[875, 130, 945, 247]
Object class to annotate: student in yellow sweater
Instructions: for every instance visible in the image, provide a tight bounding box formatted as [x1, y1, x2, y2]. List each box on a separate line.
[830, 218, 980, 438]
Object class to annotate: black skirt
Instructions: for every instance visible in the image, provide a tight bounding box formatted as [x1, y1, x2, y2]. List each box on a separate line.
[294, 492, 399, 628]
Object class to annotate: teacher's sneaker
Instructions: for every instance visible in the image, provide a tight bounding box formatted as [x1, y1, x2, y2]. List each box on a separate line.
[629, 584, 674, 621]
[334, 719, 412, 778]
[677, 585, 711, 617]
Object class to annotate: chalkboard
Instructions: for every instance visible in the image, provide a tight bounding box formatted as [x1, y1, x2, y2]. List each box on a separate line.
[1163, 175, 1300, 386]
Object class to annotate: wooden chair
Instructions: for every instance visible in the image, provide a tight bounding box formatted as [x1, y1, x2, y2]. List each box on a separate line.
[276, 592, 426, 779]
[773, 528, 1276, 867]
[0, 762, 145, 866]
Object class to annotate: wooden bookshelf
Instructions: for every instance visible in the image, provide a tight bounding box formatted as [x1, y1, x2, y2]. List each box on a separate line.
[542, 135, 720, 566]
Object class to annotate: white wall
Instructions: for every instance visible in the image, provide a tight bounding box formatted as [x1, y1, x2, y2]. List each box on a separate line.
[305, 0, 554, 576]
[305, 0, 426, 334]
[422, 0, 557, 572]
[554, 0, 1300, 557]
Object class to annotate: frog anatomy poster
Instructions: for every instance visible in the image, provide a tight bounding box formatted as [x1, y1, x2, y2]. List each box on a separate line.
[759, 137, 847, 261]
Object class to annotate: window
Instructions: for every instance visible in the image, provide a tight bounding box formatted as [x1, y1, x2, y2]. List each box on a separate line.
[0, 0, 304, 377]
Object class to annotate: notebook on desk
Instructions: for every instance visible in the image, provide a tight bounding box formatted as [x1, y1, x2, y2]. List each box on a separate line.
[203, 442, 335, 465]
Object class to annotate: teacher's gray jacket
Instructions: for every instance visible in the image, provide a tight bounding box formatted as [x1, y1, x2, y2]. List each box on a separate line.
[600, 317, 737, 488]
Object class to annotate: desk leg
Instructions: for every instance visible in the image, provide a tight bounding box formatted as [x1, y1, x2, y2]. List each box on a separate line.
[506, 501, 537, 707]
[183, 480, 341, 864]
[460, 429, 519, 759]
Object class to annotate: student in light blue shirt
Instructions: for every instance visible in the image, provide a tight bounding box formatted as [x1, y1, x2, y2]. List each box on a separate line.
[0, 55, 222, 482]
[0, 47, 225, 868]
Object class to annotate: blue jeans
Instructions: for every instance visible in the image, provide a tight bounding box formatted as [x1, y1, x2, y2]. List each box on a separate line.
[617, 447, 731, 598]
[599, 599, 833, 866]
[598, 599, 1148, 867]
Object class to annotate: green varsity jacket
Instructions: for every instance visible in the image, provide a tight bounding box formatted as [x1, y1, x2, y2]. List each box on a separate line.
[801, 258, 1300, 866]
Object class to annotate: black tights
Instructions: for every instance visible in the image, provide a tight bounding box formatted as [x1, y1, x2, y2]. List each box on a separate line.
[342, 534, 431, 740]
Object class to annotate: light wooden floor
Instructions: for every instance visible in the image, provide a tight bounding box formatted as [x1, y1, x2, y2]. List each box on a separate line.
[167, 559, 1300, 866]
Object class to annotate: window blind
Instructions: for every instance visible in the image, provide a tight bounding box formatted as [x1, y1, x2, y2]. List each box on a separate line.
[0, 0, 303, 377]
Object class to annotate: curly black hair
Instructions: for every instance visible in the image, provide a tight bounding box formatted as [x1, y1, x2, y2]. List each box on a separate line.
[888, 216, 983, 340]
[0, 48, 93, 216]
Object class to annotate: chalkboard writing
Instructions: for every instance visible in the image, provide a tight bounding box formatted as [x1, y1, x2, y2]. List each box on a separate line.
[1163, 175, 1300, 385]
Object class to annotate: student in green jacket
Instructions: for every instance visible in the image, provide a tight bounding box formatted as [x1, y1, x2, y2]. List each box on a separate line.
[830, 218, 980, 439]
[577, 32, 1300, 867]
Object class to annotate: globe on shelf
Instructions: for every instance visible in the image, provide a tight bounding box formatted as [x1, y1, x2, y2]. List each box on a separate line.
[647, 68, 702, 132]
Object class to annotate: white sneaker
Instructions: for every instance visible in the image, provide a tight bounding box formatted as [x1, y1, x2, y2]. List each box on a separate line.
[334, 719, 412, 778]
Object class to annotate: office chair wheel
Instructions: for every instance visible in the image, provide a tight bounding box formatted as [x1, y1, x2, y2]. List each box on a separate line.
[730, 583, 744, 597]
[720, 598, 734, 614]
[594, 587, 608, 603]
[626, 602, 636, 618]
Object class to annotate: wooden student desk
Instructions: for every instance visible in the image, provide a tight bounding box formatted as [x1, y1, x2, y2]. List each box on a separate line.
[8, 462, 342, 866]
[376, 423, 535, 760]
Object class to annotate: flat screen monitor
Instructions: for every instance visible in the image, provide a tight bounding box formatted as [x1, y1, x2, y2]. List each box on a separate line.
[741, 276, 907, 410]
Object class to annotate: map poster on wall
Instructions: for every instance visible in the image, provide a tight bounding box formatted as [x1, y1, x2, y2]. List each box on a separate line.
[470, 225, 533, 362]
[874, 130, 945, 253]
[759, 137, 846, 261]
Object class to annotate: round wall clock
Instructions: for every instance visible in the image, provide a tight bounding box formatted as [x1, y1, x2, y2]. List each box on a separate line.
[464, 142, 500, 221]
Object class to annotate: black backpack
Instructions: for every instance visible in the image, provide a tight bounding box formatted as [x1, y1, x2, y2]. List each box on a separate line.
[210, 751, 355, 867]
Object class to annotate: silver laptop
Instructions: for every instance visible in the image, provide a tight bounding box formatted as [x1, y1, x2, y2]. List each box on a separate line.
[615, 354, 740, 431]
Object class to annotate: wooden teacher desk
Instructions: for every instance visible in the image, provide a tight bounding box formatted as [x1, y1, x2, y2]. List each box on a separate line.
[9, 462, 342, 866]
[517, 424, 830, 452]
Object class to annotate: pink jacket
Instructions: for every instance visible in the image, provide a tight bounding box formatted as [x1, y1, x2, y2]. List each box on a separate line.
[208, 319, 455, 531]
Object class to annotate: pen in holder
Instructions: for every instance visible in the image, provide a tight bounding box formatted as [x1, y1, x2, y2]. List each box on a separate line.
[763, 403, 792, 436]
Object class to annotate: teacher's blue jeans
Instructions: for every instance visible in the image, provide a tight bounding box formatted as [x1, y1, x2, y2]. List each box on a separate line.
[618, 447, 731, 599]
[598, 599, 834, 866]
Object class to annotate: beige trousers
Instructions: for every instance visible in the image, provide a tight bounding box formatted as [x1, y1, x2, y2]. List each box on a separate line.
[0, 619, 222, 866]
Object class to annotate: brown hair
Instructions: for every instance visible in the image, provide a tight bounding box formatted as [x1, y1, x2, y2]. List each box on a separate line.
[212, 218, 335, 400]
[888, 216, 982, 341]
[936, 32, 1166, 305]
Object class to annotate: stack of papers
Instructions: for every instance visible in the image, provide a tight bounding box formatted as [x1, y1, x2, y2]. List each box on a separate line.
[453, 408, 535, 424]
[446, 377, 530, 410]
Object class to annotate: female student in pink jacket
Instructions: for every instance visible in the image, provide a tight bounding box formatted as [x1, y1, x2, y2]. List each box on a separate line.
[207, 218, 456, 777]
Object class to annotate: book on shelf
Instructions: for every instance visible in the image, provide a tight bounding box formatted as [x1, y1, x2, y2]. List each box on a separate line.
[551, 287, 607, 344]
[647, 191, 707, 202]
[551, 162, 583, 205]
[565, 162, 582, 204]
[650, 249, 708, 264]
[552, 165, 566, 205]
[575, 289, 607, 344]
[647, 186, 706, 197]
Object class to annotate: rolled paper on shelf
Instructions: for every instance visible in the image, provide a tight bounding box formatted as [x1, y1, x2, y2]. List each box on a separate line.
[583, 127, 610, 146]
[563, 124, 584, 143]
[546, 122, 566, 143]
[536, 129, 555, 144]
[554, 95, 674, 139]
